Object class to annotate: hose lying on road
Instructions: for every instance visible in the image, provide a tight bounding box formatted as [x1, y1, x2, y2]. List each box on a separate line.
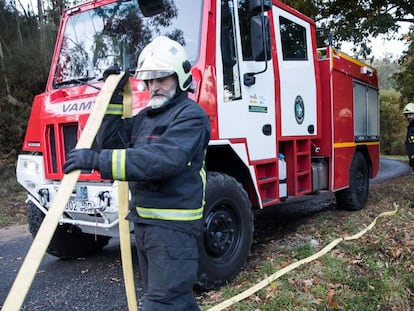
[207, 203, 399, 311]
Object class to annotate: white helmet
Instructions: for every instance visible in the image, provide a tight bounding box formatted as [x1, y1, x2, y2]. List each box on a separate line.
[135, 36, 193, 91]
[403, 103, 414, 114]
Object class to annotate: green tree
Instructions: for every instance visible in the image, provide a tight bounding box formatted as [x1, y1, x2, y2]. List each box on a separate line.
[373, 56, 399, 89]
[286, 0, 413, 57]
[393, 31, 414, 103]
[0, 0, 56, 154]
[379, 89, 406, 155]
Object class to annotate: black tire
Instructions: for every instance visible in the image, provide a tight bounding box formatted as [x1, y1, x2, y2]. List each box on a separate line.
[27, 201, 111, 259]
[335, 152, 369, 211]
[196, 172, 254, 290]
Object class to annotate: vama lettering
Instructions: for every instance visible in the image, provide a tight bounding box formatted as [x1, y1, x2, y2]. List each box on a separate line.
[63, 101, 93, 113]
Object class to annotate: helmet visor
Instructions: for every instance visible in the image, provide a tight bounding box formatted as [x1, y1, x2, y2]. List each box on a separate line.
[135, 70, 175, 81]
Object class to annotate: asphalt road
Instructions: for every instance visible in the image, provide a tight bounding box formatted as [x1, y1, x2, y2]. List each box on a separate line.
[0, 235, 144, 310]
[0, 158, 411, 310]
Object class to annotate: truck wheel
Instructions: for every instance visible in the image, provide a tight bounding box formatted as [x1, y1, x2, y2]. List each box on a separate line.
[196, 172, 254, 290]
[27, 201, 110, 259]
[335, 152, 369, 211]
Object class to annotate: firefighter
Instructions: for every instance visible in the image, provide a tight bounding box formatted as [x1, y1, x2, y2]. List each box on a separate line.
[64, 36, 210, 310]
[403, 103, 414, 173]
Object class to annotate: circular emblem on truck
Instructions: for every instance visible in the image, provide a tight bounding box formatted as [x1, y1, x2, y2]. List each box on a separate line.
[294, 95, 305, 124]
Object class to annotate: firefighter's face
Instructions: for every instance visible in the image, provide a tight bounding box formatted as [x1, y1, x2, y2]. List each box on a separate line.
[405, 113, 414, 123]
[147, 75, 178, 108]
[148, 75, 177, 98]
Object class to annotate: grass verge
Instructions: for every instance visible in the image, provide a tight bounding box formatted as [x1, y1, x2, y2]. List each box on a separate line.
[198, 176, 414, 310]
[0, 163, 27, 227]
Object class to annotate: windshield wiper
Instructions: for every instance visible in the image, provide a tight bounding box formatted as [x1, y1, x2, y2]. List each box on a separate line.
[54, 76, 100, 90]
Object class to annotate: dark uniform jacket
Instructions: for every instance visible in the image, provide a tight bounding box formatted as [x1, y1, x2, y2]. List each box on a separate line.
[406, 120, 414, 167]
[96, 91, 210, 236]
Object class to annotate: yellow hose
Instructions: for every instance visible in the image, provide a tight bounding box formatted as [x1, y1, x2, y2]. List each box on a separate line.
[117, 79, 138, 311]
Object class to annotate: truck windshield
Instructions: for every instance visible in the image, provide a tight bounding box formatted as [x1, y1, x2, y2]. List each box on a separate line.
[53, 0, 203, 88]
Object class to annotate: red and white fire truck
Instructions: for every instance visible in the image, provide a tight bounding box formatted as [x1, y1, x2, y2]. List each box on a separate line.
[16, 0, 380, 289]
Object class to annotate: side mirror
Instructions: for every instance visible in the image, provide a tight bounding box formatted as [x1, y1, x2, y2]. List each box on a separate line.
[251, 15, 271, 61]
[138, 0, 165, 17]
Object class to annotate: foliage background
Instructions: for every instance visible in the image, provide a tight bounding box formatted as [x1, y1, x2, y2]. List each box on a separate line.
[0, 0, 413, 157]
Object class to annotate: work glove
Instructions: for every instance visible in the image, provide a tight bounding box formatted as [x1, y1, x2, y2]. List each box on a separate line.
[63, 148, 100, 174]
[102, 64, 130, 104]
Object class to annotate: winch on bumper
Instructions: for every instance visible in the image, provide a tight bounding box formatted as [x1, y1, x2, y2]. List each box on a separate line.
[16, 154, 128, 238]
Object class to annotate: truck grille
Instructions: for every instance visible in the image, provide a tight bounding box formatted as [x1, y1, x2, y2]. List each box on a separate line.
[46, 123, 78, 174]
[63, 124, 78, 155]
[47, 125, 57, 173]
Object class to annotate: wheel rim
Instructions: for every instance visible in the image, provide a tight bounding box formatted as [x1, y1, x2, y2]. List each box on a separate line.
[204, 203, 241, 262]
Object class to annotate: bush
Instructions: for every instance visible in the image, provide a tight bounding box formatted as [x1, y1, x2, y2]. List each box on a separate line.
[380, 90, 406, 155]
[0, 95, 31, 154]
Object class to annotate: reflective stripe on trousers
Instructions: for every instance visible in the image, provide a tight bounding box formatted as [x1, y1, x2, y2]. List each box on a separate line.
[136, 206, 203, 221]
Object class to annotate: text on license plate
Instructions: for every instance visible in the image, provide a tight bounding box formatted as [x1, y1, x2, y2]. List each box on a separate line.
[65, 200, 96, 214]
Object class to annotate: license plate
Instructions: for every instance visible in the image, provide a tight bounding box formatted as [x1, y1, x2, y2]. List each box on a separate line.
[65, 199, 96, 214]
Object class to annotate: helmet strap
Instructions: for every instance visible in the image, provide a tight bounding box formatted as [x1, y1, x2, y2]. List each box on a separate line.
[182, 60, 191, 73]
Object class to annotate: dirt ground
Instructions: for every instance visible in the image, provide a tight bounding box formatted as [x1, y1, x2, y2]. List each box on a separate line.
[0, 224, 29, 243]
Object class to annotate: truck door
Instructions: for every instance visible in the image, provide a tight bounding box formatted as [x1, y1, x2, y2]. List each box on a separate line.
[217, 0, 276, 161]
[272, 6, 318, 137]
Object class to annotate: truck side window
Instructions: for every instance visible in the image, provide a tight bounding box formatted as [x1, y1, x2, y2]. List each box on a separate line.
[279, 16, 308, 61]
[221, 0, 241, 102]
[237, 0, 252, 60]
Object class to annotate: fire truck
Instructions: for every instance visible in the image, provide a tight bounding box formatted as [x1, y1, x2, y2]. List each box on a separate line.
[16, 0, 379, 290]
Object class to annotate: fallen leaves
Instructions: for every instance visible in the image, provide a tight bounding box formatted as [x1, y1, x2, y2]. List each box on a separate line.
[326, 289, 340, 309]
[303, 276, 319, 293]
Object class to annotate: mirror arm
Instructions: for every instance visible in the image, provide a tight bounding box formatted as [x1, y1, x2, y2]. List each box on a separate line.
[244, 0, 269, 86]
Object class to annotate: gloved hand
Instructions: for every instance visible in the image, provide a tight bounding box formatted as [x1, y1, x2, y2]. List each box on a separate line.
[102, 64, 129, 104]
[63, 148, 100, 174]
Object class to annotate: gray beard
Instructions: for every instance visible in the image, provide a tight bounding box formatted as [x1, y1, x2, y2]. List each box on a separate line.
[148, 79, 178, 109]
[148, 96, 169, 109]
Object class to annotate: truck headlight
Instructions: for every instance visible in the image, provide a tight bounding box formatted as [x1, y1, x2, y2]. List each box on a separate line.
[23, 159, 41, 175]
[16, 155, 49, 192]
